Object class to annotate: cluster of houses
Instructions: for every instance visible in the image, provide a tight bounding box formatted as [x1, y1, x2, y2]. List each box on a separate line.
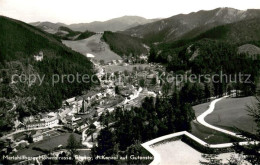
[59, 89, 115, 131]
[25, 112, 59, 130]
[14, 112, 59, 131]
[107, 59, 124, 66]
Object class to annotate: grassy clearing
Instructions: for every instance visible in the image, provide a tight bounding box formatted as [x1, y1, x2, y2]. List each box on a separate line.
[62, 34, 122, 63]
[192, 102, 211, 117]
[191, 121, 240, 144]
[191, 99, 244, 144]
[205, 96, 257, 134]
[32, 133, 81, 150]
[16, 148, 44, 157]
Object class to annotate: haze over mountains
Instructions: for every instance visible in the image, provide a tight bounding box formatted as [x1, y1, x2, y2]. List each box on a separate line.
[30, 7, 260, 46]
[30, 16, 160, 33]
[123, 7, 260, 43]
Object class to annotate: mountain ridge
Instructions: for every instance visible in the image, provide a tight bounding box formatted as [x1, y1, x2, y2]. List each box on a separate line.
[122, 7, 260, 43]
[30, 16, 160, 33]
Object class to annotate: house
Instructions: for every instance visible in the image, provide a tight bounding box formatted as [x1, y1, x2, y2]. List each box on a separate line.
[64, 115, 81, 130]
[140, 55, 148, 61]
[16, 123, 25, 131]
[77, 124, 88, 132]
[64, 97, 76, 106]
[147, 74, 156, 79]
[64, 122, 78, 130]
[65, 115, 81, 123]
[106, 89, 115, 97]
[59, 108, 71, 119]
[26, 113, 59, 129]
[26, 121, 45, 129]
[14, 119, 25, 130]
[117, 59, 123, 63]
[112, 60, 117, 64]
[23, 116, 35, 123]
[43, 116, 59, 127]
[86, 53, 95, 58]
[32, 131, 43, 142]
[34, 51, 44, 61]
[106, 107, 115, 113]
[96, 93, 103, 100]
[93, 121, 101, 128]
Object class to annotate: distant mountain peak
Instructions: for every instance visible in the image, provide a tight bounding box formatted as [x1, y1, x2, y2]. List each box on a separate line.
[123, 7, 260, 43]
[30, 16, 160, 33]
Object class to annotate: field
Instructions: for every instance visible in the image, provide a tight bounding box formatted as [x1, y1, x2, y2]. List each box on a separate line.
[205, 96, 257, 134]
[33, 133, 81, 150]
[152, 140, 245, 165]
[15, 133, 81, 157]
[42, 130, 60, 139]
[193, 102, 211, 117]
[16, 148, 44, 157]
[62, 34, 122, 63]
[191, 101, 240, 144]
[191, 121, 240, 144]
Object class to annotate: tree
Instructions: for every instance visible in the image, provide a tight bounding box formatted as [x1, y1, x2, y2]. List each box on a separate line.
[227, 154, 247, 165]
[88, 123, 96, 142]
[200, 153, 223, 165]
[115, 85, 120, 95]
[67, 134, 80, 161]
[232, 94, 260, 164]
[27, 135, 33, 143]
[148, 46, 156, 62]
[99, 60, 105, 65]
[0, 49, 6, 66]
[139, 78, 145, 88]
[126, 142, 143, 164]
[151, 77, 157, 86]
[91, 127, 118, 164]
[162, 82, 171, 97]
[58, 152, 73, 164]
[204, 83, 214, 99]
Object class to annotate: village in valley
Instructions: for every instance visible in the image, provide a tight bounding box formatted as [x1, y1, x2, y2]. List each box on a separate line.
[1, 32, 257, 164]
[1, 2, 260, 164]
[0, 43, 169, 164]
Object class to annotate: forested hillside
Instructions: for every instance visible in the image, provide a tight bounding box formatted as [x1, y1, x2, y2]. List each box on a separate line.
[91, 95, 195, 164]
[123, 8, 260, 43]
[102, 31, 148, 57]
[0, 16, 96, 131]
[55, 26, 95, 40]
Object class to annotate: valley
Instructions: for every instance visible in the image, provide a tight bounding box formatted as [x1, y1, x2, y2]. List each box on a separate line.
[0, 6, 260, 165]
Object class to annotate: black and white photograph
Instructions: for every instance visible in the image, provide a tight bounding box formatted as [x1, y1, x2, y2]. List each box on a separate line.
[0, 0, 260, 164]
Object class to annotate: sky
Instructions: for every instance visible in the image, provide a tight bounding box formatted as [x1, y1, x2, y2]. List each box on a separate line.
[0, 0, 260, 24]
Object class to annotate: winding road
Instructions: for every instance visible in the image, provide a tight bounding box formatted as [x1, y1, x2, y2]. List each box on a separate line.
[196, 96, 242, 138]
[142, 96, 259, 165]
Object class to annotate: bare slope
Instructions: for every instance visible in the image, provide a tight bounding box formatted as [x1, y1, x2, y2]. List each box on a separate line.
[238, 44, 260, 55]
[62, 34, 122, 63]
